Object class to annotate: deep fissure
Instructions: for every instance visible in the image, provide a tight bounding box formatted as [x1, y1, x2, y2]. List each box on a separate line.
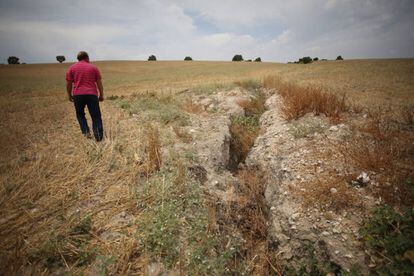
[220, 89, 276, 272]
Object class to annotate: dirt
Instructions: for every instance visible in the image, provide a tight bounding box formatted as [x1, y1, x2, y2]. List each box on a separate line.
[166, 87, 375, 273]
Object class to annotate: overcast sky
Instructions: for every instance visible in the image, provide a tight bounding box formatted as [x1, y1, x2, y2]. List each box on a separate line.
[0, 0, 413, 63]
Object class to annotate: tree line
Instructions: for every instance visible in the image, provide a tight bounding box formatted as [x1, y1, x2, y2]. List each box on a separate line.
[5, 54, 264, 64]
[6, 54, 345, 64]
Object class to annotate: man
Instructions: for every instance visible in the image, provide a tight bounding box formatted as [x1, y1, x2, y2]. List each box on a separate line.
[66, 51, 104, 141]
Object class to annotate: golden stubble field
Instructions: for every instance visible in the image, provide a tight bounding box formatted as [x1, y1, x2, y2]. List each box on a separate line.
[0, 59, 413, 274]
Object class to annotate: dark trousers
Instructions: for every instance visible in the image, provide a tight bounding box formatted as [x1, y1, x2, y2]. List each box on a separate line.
[73, 95, 103, 141]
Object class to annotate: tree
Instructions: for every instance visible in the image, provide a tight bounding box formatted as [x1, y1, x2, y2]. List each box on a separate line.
[184, 56, 193, 61]
[336, 55, 343, 60]
[246, 59, 252, 62]
[313, 57, 319, 61]
[148, 55, 157, 61]
[56, 55, 66, 63]
[298, 56, 312, 64]
[254, 57, 262, 62]
[7, 56, 20, 64]
[232, 54, 243, 61]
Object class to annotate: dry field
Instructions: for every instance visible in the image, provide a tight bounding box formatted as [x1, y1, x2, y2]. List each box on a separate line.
[0, 59, 413, 274]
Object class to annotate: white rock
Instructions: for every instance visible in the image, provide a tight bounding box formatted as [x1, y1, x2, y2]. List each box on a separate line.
[322, 231, 330, 236]
[334, 250, 340, 255]
[357, 172, 370, 184]
[330, 187, 338, 194]
[329, 125, 339, 132]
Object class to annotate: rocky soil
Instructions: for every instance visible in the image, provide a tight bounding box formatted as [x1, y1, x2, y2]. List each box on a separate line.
[170, 87, 375, 273]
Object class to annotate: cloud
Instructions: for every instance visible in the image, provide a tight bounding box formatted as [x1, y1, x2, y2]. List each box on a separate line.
[271, 30, 292, 45]
[0, 0, 413, 63]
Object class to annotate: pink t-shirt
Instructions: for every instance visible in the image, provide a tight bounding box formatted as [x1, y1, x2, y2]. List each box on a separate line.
[66, 60, 101, 96]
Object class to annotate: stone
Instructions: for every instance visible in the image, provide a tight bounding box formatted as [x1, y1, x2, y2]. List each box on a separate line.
[330, 187, 338, 194]
[356, 172, 370, 185]
[329, 125, 339, 132]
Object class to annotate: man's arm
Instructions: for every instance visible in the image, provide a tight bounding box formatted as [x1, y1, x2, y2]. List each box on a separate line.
[66, 80, 73, 102]
[96, 79, 104, 101]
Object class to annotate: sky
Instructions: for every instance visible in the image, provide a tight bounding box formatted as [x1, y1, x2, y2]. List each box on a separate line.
[0, 0, 413, 63]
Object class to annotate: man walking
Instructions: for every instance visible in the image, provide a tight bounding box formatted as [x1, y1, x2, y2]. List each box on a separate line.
[66, 51, 104, 141]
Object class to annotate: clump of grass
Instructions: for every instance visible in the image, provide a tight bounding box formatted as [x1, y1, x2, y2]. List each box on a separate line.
[234, 79, 261, 91]
[30, 215, 95, 268]
[136, 164, 235, 273]
[172, 125, 192, 143]
[299, 174, 361, 212]
[359, 205, 414, 275]
[107, 95, 119, 100]
[289, 119, 325, 139]
[138, 124, 162, 176]
[236, 92, 266, 116]
[263, 75, 348, 121]
[118, 93, 189, 126]
[339, 110, 414, 205]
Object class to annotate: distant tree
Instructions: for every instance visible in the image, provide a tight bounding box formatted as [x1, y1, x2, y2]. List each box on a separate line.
[313, 57, 319, 61]
[298, 56, 312, 64]
[148, 55, 157, 61]
[56, 55, 66, 63]
[246, 59, 252, 62]
[7, 56, 20, 64]
[232, 54, 243, 61]
[254, 57, 262, 62]
[336, 55, 343, 60]
[321, 59, 328, 61]
[184, 56, 193, 61]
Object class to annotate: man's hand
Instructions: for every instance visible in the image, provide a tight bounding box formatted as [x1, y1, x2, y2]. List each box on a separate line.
[66, 80, 73, 102]
[96, 79, 104, 102]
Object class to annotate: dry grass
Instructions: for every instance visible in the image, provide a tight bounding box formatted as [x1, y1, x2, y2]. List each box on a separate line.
[182, 98, 203, 114]
[226, 168, 272, 274]
[264, 75, 348, 121]
[338, 110, 414, 206]
[300, 174, 361, 211]
[140, 124, 162, 176]
[236, 93, 266, 117]
[264, 59, 414, 107]
[172, 125, 193, 143]
[1, 59, 413, 273]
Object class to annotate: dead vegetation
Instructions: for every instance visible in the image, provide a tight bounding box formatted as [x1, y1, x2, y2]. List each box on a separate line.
[1, 60, 413, 274]
[264, 75, 414, 211]
[222, 168, 277, 274]
[134, 123, 162, 178]
[264, 75, 348, 122]
[338, 110, 414, 206]
[300, 174, 361, 212]
[172, 125, 193, 143]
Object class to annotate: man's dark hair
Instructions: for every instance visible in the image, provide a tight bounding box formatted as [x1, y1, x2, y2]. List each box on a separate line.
[77, 51, 89, 61]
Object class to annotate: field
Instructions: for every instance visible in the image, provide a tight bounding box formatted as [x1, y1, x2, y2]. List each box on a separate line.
[0, 59, 413, 274]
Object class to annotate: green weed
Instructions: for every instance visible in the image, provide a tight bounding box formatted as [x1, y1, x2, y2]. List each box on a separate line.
[359, 205, 414, 275]
[136, 165, 234, 273]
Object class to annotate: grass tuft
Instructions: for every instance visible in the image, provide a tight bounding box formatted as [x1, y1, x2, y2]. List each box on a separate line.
[263, 75, 348, 121]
